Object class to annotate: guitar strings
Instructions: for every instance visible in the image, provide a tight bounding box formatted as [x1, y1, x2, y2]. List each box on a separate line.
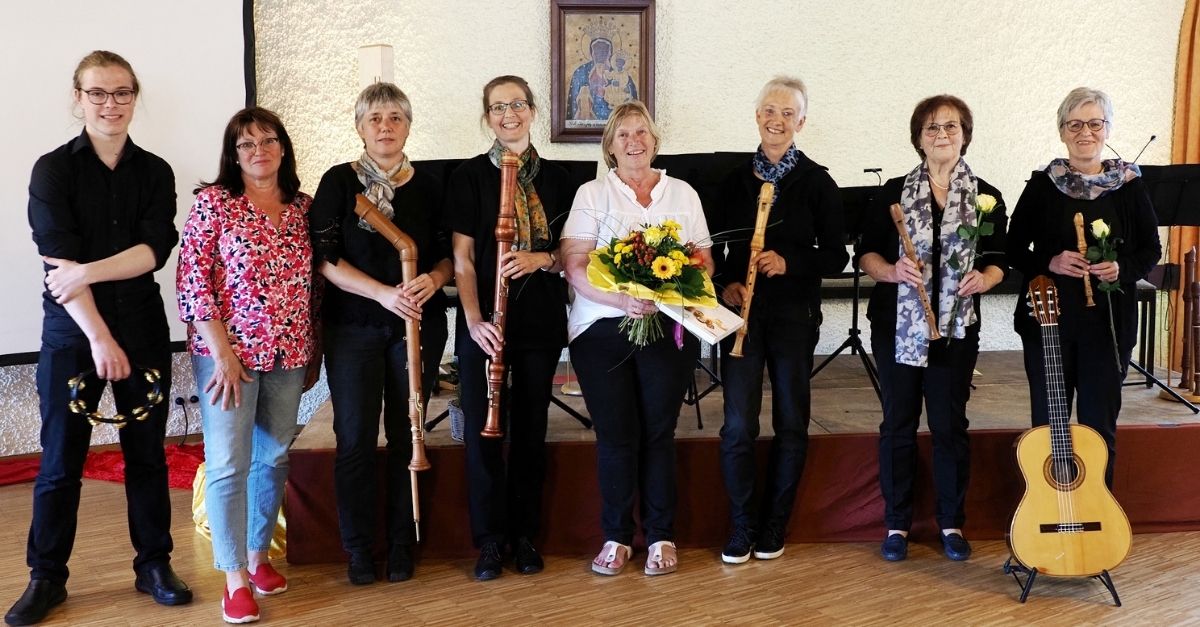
[1041, 300, 1078, 533]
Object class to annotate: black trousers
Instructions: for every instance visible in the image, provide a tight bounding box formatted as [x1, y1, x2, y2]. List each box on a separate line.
[570, 317, 697, 546]
[1019, 323, 1129, 488]
[718, 303, 818, 535]
[873, 331, 977, 531]
[325, 319, 446, 554]
[28, 324, 173, 584]
[457, 339, 559, 548]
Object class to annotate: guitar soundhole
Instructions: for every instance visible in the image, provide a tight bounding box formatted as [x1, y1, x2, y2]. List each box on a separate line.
[1042, 454, 1085, 490]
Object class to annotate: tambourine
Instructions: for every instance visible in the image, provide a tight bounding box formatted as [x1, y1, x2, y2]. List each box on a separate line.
[67, 366, 164, 428]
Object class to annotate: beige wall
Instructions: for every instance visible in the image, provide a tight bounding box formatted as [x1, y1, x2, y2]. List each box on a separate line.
[256, 0, 1185, 201]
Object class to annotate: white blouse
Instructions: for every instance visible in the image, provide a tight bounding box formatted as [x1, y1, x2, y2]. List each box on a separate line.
[562, 168, 711, 341]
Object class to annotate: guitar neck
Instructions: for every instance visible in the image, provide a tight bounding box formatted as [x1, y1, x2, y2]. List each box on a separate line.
[1038, 323, 1075, 463]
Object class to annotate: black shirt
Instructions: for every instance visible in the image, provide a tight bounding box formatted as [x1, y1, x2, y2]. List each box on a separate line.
[309, 162, 450, 328]
[711, 152, 848, 314]
[856, 175, 1009, 338]
[28, 129, 178, 343]
[444, 153, 575, 351]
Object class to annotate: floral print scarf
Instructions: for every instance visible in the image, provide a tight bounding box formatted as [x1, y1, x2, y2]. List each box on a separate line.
[352, 151, 414, 232]
[894, 158, 979, 367]
[1045, 158, 1140, 200]
[488, 140, 550, 251]
[752, 143, 800, 189]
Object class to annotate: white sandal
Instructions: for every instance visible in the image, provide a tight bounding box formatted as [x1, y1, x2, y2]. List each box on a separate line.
[591, 541, 632, 576]
[644, 540, 678, 576]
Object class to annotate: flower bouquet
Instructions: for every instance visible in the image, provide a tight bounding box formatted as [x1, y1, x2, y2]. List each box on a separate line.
[586, 220, 718, 347]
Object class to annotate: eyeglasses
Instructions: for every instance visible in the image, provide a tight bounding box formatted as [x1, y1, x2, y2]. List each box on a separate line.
[235, 137, 281, 154]
[923, 122, 961, 137]
[81, 88, 135, 105]
[1062, 118, 1108, 133]
[488, 100, 529, 116]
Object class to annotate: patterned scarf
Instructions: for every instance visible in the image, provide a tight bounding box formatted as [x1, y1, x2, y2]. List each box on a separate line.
[752, 143, 800, 187]
[352, 151, 414, 232]
[1046, 158, 1141, 200]
[894, 158, 979, 367]
[488, 140, 550, 251]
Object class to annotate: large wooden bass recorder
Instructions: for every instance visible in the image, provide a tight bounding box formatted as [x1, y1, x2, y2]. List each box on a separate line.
[729, 182, 774, 357]
[353, 193, 431, 541]
[483, 151, 519, 438]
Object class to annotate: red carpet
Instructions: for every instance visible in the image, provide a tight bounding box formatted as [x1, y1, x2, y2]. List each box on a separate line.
[0, 443, 205, 490]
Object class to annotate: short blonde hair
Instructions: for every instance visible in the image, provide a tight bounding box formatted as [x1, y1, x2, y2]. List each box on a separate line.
[755, 75, 807, 117]
[600, 101, 662, 169]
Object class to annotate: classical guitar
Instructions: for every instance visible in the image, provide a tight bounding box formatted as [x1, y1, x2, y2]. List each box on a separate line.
[1008, 276, 1131, 577]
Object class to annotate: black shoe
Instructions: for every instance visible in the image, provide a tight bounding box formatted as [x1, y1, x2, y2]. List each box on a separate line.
[5, 580, 67, 626]
[941, 532, 972, 561]
[474, 542, 503, 581]
[387, 544, 415, 582]
[753, 526, 785, 560]
[881, 533, 909, 561]
[134, 563, 193, 606]
[347, 552, 375, 585]
[721, 527, 754, 564]
[513, 538, 544, 575]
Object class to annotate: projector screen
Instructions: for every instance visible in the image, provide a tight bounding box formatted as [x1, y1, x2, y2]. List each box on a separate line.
[0, 1, 249, 359]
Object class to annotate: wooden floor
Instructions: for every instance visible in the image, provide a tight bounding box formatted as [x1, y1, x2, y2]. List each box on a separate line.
[2, 479, 1199, 625]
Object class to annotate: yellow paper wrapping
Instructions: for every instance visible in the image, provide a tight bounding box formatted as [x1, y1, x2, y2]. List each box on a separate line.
[586, 249, 718, 308]
[192, 462, 287, 560]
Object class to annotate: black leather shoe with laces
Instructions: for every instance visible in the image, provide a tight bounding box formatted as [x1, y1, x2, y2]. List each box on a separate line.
[721, 527, 754, 564]
[513, 538, 544, 575]
[474, 542, 503, 581]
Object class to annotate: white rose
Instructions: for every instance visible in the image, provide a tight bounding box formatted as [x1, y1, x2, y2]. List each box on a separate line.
[1091, 219, 1111, 239]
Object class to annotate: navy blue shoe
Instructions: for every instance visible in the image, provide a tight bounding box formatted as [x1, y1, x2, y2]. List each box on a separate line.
[880, 533, 908, 561]
[941, 532, 972, 561]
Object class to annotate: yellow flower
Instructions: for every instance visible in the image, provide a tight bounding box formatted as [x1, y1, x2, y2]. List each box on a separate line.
[669, 250, 688, 264]
[613, 242, 626, 254]
[644, 227, 665, 247]
[1091, 219, 1110, 239]
[976, 194, 997, 215]
[613, 253, 623, 265]
[651, 256, 678, 279]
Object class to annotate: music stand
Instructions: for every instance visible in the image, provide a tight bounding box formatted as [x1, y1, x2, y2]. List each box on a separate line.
[1130, 165, 1200, 413]
[810, 185, 881, 399]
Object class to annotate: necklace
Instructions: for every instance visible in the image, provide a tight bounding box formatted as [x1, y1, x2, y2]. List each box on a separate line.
[929, 177, 949, 190]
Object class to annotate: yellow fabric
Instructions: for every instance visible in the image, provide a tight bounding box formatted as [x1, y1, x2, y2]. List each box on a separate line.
[1169, 0, 1200, 372]
[192, 462, 287, 561]
[586, 249, 717, 308]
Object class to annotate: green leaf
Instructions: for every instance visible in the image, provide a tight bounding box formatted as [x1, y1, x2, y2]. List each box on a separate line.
[979, 222, 994, 237]
[1103, 250, 1117, 262]
[956, 225, 971, 239]
[1085, 246, 1101, 262]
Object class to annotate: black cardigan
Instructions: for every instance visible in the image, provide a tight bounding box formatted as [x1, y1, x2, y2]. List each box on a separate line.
[856, 175, 1009, 337]
[711, 151, 848, 315]
[1006, 170, 1159, 349]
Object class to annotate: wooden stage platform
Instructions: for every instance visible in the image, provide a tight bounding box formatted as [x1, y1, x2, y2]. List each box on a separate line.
[286, 352, 1200, 563]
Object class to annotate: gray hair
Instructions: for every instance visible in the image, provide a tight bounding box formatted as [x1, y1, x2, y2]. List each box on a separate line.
[354, 82, 413, 128]
[755, 75, 808, 118]
[1057, 87, 1114, 130]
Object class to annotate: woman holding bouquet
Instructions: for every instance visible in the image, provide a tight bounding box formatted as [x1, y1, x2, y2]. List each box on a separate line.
[710, 76, 848, 564]
[562, 100, 714, 577]
[1006, 87, 1160, 489]
[445, 75, 576, 581]
[856, 95, 1008, 562]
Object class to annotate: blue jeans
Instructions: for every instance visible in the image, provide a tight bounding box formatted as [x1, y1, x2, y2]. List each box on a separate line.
[193, 355, 303, 572]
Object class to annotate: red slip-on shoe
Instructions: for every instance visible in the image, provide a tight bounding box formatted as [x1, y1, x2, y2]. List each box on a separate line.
[248, 563, 288, 595]
[222, 586, 260, 624]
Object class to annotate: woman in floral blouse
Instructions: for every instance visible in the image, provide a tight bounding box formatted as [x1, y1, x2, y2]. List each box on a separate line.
[177, 107, 319, 624]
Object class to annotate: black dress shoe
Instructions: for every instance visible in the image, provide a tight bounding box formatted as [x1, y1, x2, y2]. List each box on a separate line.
[387, 544, 415, 582]
[941, 532, 972, 561]
[474, 542, 503, 581]
[348, 552, 376, 585]
[513, 538, 544, 575]
[5, 580, 66, 626]
[134, 563, 192, 606]
[880, 533, 909, 561]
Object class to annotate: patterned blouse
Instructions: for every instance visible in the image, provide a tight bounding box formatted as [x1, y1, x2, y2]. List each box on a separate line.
[177, 185, 316, 370]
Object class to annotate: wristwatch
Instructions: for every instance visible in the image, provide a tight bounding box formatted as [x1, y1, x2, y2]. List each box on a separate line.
[541, 251, 557, 271]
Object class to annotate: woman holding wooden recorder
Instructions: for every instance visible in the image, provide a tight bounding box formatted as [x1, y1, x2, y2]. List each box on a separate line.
[445, 75, 574, 581]
[309, 82, 452, 585]
[711, 76, 847, 564]
[856, 95, 1008, 562]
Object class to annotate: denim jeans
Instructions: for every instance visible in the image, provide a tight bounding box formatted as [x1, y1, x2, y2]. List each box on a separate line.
[193, 355, 303, 572]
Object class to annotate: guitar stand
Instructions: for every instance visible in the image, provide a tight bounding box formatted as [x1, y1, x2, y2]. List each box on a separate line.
[1001, 557, 1121, 606]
